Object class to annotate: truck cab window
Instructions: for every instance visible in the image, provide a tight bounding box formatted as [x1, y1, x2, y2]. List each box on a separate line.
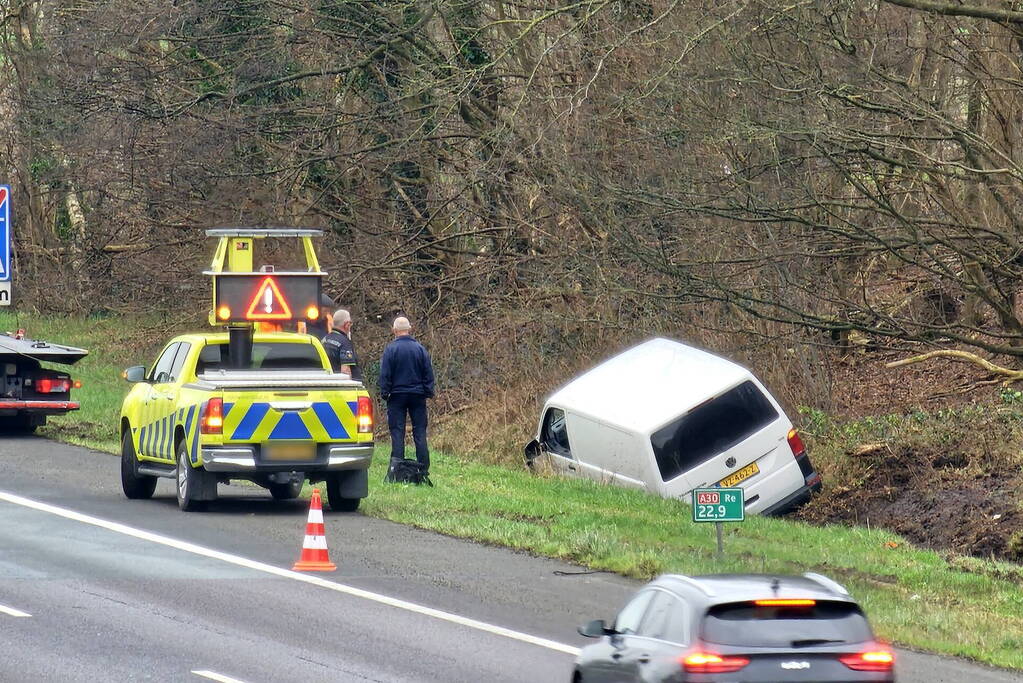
[168, 342, 192, 383]
[542, 408, 572, 458]
[149, 343, 180, 384]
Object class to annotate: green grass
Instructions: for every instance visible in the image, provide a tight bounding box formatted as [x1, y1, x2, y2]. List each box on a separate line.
[361, 452, 1023, 668]
[7, 312, 1023, 668]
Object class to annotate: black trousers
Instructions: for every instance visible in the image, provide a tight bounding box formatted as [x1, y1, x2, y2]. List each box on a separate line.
[386, 393, 429, 472]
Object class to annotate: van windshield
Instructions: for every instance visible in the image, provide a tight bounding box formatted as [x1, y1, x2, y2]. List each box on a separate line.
[650, 380, 778, 482]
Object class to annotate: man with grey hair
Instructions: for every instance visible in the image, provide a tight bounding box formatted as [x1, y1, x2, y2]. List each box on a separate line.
[379, 316, 435, 483]
[321, 308, 362, 381]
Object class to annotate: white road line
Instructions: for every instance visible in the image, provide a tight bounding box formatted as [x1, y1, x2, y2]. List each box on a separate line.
[0, 603, 31, 617]
[192, 671, 248, 683]
[0, 490, 580, 656]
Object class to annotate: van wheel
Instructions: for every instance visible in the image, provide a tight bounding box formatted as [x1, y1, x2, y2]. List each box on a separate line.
[176, 440, 206, 511]
[121, 431, 157, 499]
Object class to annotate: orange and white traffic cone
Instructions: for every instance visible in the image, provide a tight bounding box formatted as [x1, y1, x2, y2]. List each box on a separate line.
[292, 488, 337, 572]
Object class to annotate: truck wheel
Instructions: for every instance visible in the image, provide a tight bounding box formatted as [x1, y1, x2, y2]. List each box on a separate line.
[121, 431, 157, 500]
[0, 414, 36, 434]
[326, 474, 361, 512]
[176, 440, 206, 512]
[268, 480, 303, 500]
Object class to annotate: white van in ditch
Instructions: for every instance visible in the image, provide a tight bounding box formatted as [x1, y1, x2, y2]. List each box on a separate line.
[524, 338, 821, 515]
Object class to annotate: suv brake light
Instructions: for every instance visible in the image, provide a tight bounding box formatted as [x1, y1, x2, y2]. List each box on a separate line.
[357, 396, 373, 433]
[787, 428, 805, 457]
[201, 398, 224, 434]
[754, 598, 815, 606]
[839, 649, 895, 672]
[681, 652, 749, 674]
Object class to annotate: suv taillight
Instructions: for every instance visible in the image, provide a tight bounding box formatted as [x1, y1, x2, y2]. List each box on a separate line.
[357, 396, 373, 433]
[787, 428, 805, 457]
[681, 652, 750, 674]
[201, 398, 224, 434]
[839, 648, 895, 672]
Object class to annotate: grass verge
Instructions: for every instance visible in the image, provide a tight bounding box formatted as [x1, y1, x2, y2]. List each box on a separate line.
[8, 312, 1023, 668]
[361, 452, 1023, 669]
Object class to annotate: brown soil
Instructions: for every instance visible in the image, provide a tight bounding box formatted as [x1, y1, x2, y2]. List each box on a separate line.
[797, 447, 1023, 562]
[796, 349, 1023, 563]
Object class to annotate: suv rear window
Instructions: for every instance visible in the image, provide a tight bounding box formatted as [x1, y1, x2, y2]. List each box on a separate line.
[650, 380, 778, 482]
[197, 342, 323, 372]
[701, 601, 872, 647]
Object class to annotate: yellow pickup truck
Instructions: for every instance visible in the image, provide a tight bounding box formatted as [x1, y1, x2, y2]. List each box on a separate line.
[119, 331, 373, 511]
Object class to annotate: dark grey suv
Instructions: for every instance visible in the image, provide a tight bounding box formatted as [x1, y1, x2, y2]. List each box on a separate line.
[573, 573, 894, 682]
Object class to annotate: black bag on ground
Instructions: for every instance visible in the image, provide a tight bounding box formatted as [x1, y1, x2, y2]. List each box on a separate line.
[386, 459, 430, 485]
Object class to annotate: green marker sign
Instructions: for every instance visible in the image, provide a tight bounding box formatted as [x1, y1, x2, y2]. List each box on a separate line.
[692, 488, 745, 522]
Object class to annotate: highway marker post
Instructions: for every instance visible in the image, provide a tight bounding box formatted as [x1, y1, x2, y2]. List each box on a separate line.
[692, 488, 744, 559]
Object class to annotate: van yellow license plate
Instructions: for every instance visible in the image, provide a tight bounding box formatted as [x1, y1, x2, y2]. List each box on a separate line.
[718, 462, 759, 488]
[263, 442, 315, 461]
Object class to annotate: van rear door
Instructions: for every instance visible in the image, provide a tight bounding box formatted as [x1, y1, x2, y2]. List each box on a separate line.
[650, 380, 786, 494]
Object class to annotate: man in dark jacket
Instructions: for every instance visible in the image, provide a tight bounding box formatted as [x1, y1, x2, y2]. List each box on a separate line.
[321, 309, 362, 381]
[379, 316, 435, 480]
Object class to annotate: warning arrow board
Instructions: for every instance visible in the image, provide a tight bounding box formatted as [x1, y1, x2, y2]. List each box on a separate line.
[245, 276, 293, 320]
[213, 273, 320, 324]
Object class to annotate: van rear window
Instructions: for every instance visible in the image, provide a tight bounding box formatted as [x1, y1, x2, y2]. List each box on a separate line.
[701, 601, 872, 647]
[650, 380, 778, 482]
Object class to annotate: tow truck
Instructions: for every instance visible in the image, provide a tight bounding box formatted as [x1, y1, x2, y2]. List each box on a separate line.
[0, 331, 86, 433]
[118, 229, 373, 511]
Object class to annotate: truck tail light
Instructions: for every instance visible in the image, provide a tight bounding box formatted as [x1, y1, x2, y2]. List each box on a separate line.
[787, 428, 805, 457]
[201, 398, 224, 434]
[839, 648, 895, 672]
[681, 652, 749, 674]
[357, 396, 373, 433]
[37, 377, 71, 393]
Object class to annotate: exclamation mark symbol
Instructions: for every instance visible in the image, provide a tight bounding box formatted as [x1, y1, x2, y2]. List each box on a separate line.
[264, 286, 273, 313]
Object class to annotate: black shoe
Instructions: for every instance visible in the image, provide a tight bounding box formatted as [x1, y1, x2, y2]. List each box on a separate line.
[419, 473, 433, 487]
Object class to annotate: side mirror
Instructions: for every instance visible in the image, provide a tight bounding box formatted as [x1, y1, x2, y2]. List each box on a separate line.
[123, 365, 147, 383]
[524, 439, 540, 465]
[578, 619, 611, 638]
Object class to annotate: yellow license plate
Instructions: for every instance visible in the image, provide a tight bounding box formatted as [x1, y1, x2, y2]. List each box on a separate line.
[718, 462, 759, 488]
[263, 443, 315, 461]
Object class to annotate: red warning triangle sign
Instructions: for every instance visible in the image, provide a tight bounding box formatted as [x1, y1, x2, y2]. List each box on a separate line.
[245, 276, 293, 320]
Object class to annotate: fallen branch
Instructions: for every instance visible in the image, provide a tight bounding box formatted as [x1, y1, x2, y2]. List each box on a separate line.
[886, 349, 1023, 383]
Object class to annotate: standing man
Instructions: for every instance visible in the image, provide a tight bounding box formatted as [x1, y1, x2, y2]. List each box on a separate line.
[379, 316, 435, 482]
[321, 309, 363, 382]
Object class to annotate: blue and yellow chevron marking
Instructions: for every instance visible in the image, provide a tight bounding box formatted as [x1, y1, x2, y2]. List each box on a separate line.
[222, 401, 354, 443]
[139, 404, 202, 462]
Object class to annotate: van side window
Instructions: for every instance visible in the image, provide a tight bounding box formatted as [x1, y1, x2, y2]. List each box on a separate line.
[541, 408, 572, 458]
[650, 380, 779, 482]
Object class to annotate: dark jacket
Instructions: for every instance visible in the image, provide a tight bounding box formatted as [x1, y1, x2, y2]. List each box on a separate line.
[321, 330, 362, 382]
[379, 335, 435, 398]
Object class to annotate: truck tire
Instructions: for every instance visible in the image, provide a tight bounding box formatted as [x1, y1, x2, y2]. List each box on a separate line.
[326, 472, 362, 512]
[121, 431, 157, 500]
[268, 480, 303, 500]
[176, 440, 207, 511]
[0, 414, 36, 434]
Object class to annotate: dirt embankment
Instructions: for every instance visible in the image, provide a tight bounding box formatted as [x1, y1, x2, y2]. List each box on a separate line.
[797, 443, 1023, 562]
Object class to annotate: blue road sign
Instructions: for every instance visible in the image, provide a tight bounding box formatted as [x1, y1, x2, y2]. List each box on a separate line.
[0, 185, 10, 282]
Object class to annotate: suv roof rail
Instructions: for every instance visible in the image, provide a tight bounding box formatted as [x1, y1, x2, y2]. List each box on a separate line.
[802, 572, 850, 596]
[668, 575, 716, 597]
[205, 228, 323, 238]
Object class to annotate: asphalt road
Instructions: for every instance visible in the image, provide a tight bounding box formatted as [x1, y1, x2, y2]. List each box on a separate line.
[0, 436, 1021, 683]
